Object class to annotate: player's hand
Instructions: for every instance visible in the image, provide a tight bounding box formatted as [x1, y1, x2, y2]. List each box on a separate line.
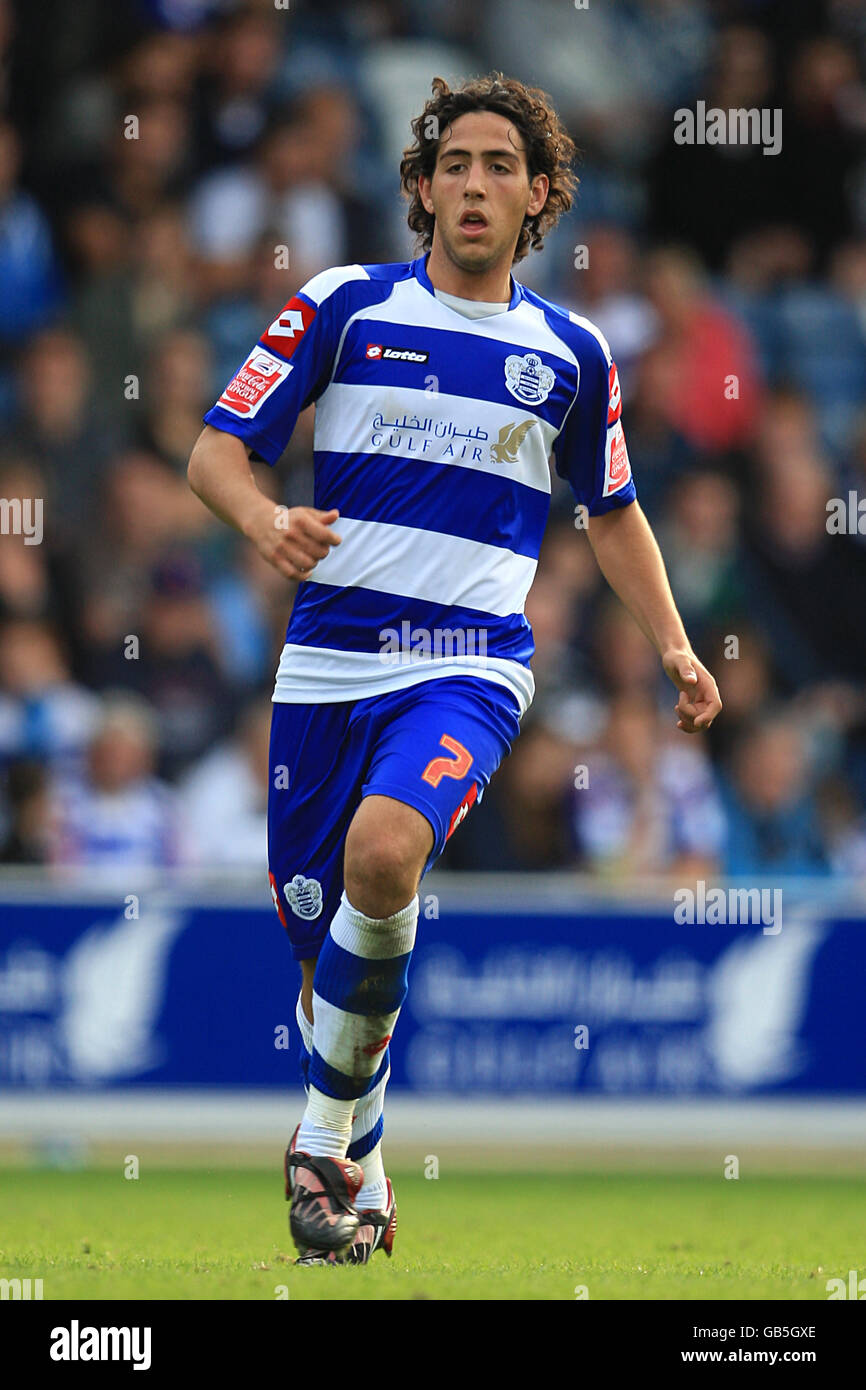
[662, 648, 722, 734]
[248, 504, 342, 582]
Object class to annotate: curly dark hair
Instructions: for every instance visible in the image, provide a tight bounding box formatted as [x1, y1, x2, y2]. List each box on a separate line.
[400, 73, 578, 264]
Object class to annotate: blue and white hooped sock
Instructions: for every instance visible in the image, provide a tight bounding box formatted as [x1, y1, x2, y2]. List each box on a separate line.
[296, 992, 312, 1086]
[296, 892, 417, 1168]
[296, 992, 390, 1210]
[347, 1056, 390, 1211]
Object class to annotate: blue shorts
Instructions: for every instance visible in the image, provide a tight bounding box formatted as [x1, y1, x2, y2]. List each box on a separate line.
[267, 676, 522, 959]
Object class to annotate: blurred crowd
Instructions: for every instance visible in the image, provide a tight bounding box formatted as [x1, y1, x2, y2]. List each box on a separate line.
[1, 0, 865, 881]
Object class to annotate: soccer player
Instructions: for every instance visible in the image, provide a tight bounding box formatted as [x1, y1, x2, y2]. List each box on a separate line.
[188, 73, 722, 1264]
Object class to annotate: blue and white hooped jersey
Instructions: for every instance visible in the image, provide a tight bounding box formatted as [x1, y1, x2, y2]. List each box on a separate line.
[203, 254, 636, 715]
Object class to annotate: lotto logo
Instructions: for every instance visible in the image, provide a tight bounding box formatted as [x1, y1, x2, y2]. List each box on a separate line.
[219, 350, 291, 418]
[603, 420, 631, 496]
[262, 296, 316, 356]
[366, 343, 429, 363]
[268, 871, 288, 928]
[607, 362, 622, 424]
[446, 782, 478, 840]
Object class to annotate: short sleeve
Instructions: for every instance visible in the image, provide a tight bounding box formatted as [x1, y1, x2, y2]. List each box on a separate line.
[552, 332, 636, 516]
[202, 267, 361, 465]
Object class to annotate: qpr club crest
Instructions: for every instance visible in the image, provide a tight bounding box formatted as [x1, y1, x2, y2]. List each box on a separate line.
[283, 874, 323, 920]
[504, 352, 555, 406]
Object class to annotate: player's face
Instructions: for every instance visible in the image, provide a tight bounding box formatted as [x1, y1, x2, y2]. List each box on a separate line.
[419, 111, 549, 276]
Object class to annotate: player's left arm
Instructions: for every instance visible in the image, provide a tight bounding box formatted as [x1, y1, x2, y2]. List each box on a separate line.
[586, 499, 722, 734]
[553, 330, 722, 735]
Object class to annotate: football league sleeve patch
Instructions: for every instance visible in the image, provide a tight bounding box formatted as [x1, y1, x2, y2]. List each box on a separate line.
[215, 347, 294, 422]
[601, 362, 632, 498]
[553, 340, 636, 516]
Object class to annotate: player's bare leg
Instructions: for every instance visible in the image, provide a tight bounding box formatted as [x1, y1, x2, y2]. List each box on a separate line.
[300, 958, 315, 1029]
[343, 795, 433, 917]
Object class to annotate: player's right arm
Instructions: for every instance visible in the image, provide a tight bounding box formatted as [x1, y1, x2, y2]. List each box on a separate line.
[187, 267, 365, 580]
[187, 424, 341, 582]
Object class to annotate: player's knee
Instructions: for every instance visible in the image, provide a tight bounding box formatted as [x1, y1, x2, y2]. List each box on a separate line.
[344, 827, 420, 918]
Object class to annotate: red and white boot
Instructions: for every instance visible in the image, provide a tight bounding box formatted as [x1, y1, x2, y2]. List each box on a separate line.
[284, 1127, 364, 1258]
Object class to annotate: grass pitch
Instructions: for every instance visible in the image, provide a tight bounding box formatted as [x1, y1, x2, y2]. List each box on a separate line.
[0, 1161, 861, 1300]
